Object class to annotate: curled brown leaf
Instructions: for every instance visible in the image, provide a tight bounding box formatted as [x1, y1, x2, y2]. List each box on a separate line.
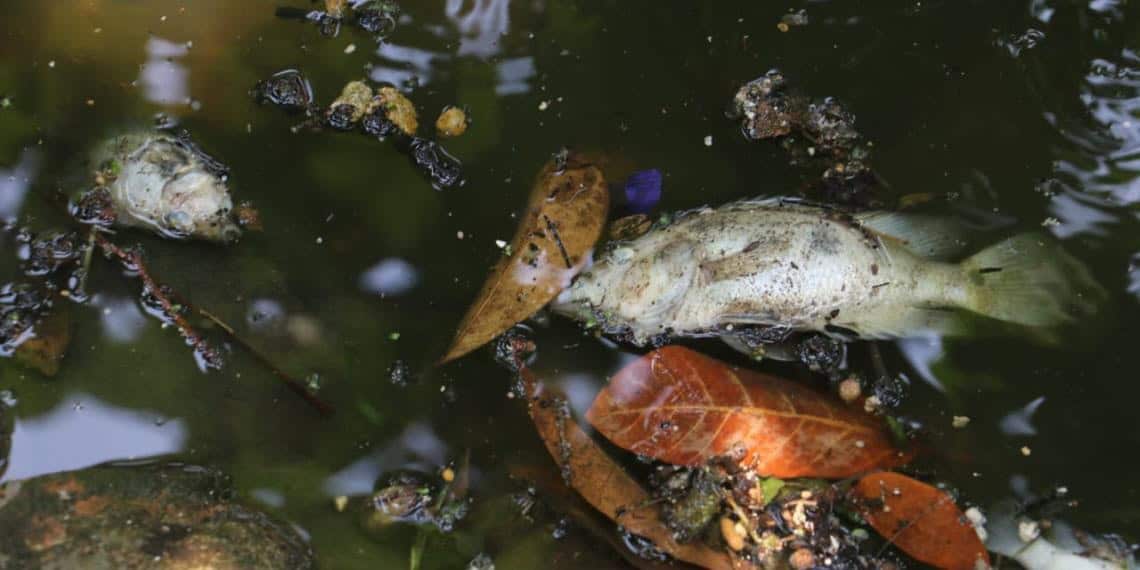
[514, 356, 734, 569]
[440, 153, 609, 364]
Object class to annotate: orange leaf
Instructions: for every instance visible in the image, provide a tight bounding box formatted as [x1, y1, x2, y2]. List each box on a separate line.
[851, 472, 990, 570]
[440, 153, 609, 364]
[517, 360, 735, 570]
[586, 346, 910, 478]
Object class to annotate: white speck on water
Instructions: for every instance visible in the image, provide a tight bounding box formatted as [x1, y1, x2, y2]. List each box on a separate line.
[457, 231, 465, 239]
[48, 60, 55, 68]
[344, 43, 357, 54]
[495, 239, 507, 248]
[538, 100, 549, 111]
[316, 237, 323, 244]
[704, 135, 713, 146]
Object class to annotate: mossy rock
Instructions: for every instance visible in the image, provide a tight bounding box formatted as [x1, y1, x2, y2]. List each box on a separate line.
[0, 462, 315, 569]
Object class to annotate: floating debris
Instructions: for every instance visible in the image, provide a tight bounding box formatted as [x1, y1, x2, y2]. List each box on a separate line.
[325, 80, 375, 130]
[408, 138, 463, 189]
[729, 71, 879, 205]
[354, 1, 400, 35]
[251, 69, 315, 113]
[80, 131, 244, 243]
[375, 86, 418, 136]
[435, 106, 469, 138]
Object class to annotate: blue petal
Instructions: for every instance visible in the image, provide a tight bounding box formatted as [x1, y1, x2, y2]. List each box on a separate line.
[624, 169, 663, 213]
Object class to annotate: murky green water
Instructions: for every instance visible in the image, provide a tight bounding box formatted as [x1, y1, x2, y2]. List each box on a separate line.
[1, 0, 1137, 567]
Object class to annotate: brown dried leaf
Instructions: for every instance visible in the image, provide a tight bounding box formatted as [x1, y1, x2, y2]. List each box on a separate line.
[440, 154, 608, 363]
[518, 363, 735, 570]
[587, 346, 910, 478]
[851, 472, 990, 570]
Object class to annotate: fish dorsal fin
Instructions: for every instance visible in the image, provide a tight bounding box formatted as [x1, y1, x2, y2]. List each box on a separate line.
[854, 211, 973, 260]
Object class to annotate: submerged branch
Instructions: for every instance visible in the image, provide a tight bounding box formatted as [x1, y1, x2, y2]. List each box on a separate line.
[196, 309, 335, 416]
[94, 233, 333, 416]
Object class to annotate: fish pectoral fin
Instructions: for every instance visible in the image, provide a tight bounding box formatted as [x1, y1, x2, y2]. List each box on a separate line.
[855, 211, 974, 260]
[836, 306, 968, 339]
[721, 335, 799, 361]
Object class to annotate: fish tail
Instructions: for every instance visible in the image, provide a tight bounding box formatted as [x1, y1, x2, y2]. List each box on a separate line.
[959, 233, 1104, 328]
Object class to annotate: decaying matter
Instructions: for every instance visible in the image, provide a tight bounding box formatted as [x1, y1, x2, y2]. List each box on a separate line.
[552, 198, 1103, 351]
[79, 131, 244, 243]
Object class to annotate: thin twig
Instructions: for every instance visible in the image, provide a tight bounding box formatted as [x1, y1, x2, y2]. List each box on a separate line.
[196, 308, 335, 416]
[94, 233, 333, 415]
[94, 233, 223, 371]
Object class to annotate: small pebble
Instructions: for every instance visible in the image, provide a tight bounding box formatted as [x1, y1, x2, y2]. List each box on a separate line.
[838, 377, 861, 402]
[344, 43, 357, 54]
[789, 549, 814, 570]
[457, 231, 465, 239]
[952, 415, 971, 428]
[863, 395, 882, 414]
[777, 22, 790, 32]
[703, 135, 713, 146]
[1020, 446, 1032, 456]
[538, 100, 549, 111]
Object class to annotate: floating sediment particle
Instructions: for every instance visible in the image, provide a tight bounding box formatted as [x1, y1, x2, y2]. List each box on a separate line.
[374, 86, 418, 136]
[326, 80, 374, 130]
[435, 106, 469, 137]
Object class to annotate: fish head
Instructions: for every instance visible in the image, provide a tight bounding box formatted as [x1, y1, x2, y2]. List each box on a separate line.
[161, 170, 242, 243]
[553, 236, 698, 339]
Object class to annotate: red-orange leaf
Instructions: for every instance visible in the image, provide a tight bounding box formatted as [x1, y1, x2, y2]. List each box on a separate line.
[586, 346, 909, 478]
[852, 472, 990, 570]
[514, 354, 735, 570]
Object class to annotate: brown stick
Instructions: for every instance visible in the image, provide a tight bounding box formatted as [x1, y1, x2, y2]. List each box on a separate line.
[94, 233, 334, 416]
[196, 308, 335, 416]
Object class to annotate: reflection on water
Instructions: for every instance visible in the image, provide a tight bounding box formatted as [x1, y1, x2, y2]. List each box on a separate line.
[1, 393, 186, 482]
[359, 257, 419, 296]
[91, 294, 148, 344]
[999, 396, 1046, 436]
[0, 150, 37, 221]
[139, 37, 191, 107]
[896, 335, 945, 392]
[323, 421, 449, 496]
[369, 0, 534, 95]
[446, 0, 511, 57]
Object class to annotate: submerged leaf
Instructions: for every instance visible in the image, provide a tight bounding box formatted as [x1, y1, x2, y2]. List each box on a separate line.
[14, 302, 71, 377]
[586, 346, 909, 478]
[851, 472, 990, 570]
[516, 360, 734, 569]
[441, 153, 609, 363]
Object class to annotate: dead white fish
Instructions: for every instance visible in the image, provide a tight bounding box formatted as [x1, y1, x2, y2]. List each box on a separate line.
[87, 131, 242, 243]
[551, 198, 1102, 349]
